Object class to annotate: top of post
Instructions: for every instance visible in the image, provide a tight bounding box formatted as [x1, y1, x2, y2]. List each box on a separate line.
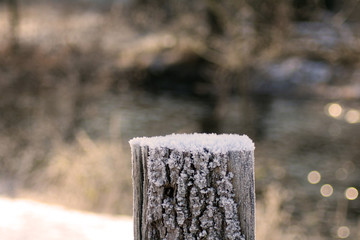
[129, 133, 254, 154]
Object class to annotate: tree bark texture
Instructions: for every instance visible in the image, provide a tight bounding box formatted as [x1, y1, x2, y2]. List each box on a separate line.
[131, 138, 255, 240]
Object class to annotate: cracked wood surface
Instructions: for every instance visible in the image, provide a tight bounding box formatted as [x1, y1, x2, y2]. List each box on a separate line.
[132, 144, 255, 240]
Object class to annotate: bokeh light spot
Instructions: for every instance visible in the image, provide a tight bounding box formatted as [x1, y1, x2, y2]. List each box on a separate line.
[307, 171, 321, 184]
[327, 103, 343, 118]
[345, 187, 358, 200]
[320, 184, 333, 197]
[337, 226, 350, 239]
[345, 109, 360, 124]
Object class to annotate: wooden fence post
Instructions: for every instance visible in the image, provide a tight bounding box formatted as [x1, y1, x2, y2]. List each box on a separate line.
[130, 133, 255, 240]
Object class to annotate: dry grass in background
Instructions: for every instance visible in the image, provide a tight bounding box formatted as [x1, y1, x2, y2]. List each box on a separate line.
[29, 131, 132, 215]
[256, 184, 316, 240]
[0, 43, 132, 214]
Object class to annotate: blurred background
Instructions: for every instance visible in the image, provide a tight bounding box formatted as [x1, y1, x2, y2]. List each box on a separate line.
[0, 0, 360, 239]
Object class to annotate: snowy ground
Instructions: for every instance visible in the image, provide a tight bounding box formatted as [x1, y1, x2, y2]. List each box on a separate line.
[0, 197, 133, 240]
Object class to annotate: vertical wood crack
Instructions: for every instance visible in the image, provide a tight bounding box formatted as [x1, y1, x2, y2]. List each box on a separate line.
[131, 139, 254, 240]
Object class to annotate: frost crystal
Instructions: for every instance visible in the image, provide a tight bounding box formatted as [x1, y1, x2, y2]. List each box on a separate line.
[129, 133, 254, 154]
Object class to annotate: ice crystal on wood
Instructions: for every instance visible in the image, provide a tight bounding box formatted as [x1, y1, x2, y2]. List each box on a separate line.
[145, 148, 245, 240]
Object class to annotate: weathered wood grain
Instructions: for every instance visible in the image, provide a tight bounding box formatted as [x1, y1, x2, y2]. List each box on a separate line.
[131, 138, 255, 240]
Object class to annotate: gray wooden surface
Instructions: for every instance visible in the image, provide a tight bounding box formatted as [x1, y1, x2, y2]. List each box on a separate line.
[131, 144, 255, 240]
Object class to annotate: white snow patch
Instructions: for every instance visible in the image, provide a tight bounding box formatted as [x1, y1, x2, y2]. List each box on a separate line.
[129, 133, 254, 154]
[0, 197, 133, 240]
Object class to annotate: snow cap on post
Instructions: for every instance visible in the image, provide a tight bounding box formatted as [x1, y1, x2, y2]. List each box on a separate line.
[129, 133, 255, 154]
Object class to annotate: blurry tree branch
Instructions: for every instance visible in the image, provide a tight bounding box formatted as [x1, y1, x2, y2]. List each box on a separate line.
[6, 0, 20, 52]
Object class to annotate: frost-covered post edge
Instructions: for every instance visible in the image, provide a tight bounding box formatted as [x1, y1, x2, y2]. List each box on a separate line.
[129, 133, 255, 240]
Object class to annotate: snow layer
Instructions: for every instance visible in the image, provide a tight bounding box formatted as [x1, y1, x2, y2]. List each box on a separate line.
[0, 197, 133, 240]
[129, 133, 254, 154]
